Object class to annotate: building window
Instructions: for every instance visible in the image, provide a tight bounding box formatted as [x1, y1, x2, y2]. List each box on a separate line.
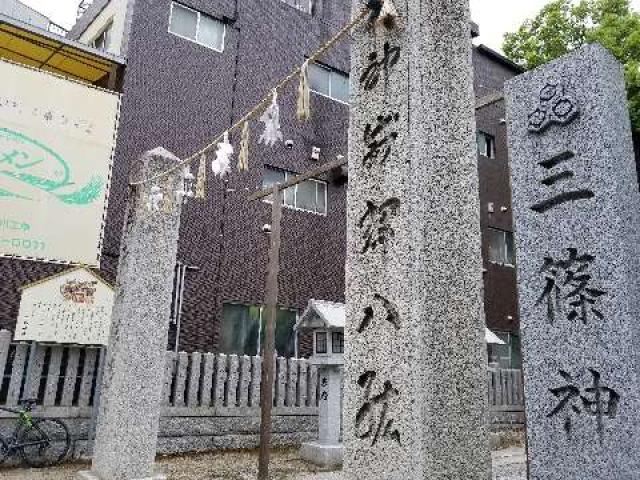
[488, 332, 521, 369]
[271, 309, 298, 358]
[169, 262, 190, 352]
[487, 227, 515, 266]
[263, 167, 328, 215]
[309, 63, 350, 104]
[315, 332, 328, 354]
[220, 304, 262, 357]
[91, 22, 112, 51]
[169, 2, 225, 52]
[331, 332, 344, 354]
[220, 304, 297, 357]
[279, 0, 312, 13]
[477, 131, 496, 159]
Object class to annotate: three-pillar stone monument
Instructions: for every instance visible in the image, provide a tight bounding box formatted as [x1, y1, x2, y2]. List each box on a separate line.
[344, 0, 491, 478]
[79, 148, 183, 480]
[505, 44, 640, 478]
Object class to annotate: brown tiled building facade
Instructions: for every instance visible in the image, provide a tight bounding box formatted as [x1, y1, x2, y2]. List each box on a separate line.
[0, 0, 526, 367]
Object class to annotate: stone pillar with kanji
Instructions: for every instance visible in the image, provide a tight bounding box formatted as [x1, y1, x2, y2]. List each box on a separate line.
[79, 147, 184, 480]
[343, 1, 491, 478]
[505, 44, 640, 478]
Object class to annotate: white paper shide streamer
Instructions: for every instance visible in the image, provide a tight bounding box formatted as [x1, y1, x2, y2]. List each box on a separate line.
[259, 90, 284, 147]
[175, 165, 195, 201]
[212, 131, 233, 178]
[297, 60, 311, 121]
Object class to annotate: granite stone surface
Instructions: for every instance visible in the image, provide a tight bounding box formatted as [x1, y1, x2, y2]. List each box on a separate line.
[318, 367, 342, 445]
[302, 365, 343, 467]
[87, 148, 184, 480]
[299, 441, 344, 468]
[296, 449, 527, 480]
[505, 43, 640, 478]
[77, 469, 166, 480]
[343, 1, 490, 479]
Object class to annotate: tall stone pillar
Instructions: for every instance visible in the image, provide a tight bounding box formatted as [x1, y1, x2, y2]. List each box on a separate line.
[505, 44, 640, 479]
[80, 147, 183, 480]
[344, 1, 490, 479]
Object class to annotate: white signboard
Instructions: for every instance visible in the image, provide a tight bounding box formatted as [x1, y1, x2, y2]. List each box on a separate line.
[15, 268, 114, 345]
[0, 59, 120, 266]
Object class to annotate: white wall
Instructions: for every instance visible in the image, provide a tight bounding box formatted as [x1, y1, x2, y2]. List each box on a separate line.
[78, 0, 129, 56]
[0, 0, 50, 30]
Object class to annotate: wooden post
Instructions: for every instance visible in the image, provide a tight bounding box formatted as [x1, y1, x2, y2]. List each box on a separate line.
[249, 158, 345, 479]
[258, 188, 283, 480]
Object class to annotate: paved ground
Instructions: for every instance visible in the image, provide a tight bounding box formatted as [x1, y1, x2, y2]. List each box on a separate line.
[0, 447, 526, 480]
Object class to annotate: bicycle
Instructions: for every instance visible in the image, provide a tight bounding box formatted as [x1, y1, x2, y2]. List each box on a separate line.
[0, 398, 71, 467]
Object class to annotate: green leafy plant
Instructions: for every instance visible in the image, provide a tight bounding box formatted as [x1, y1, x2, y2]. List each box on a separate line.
[19, 411, 33, 429]
[503, 0, 640, 131]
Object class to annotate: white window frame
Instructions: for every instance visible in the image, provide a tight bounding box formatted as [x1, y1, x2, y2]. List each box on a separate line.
[309, 63, 350, 105]
[315, 331, 328, 355]
[262, 168, 328, 216]
[90, 20, 113, 51]
[487, 227, 515, 268]
[280, 0, 313, 14]
[331, 331, 344, 354]
[168, 1, 226, 53]
[477, 131, 496, 159]
[488, 332, 520, 369]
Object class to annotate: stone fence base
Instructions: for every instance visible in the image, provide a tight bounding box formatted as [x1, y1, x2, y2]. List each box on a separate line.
[0, 407, 318, 461]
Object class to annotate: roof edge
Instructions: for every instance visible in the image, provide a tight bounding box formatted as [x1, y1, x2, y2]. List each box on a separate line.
[10, 0, 52, 25]
[471, 21, 480, 38]
[296, 299, 346, 330]
[476, 44, 525, 74]
[19, 267, 115, 291]
[67, 0, 111, 40]
[0, 13, 126, 65]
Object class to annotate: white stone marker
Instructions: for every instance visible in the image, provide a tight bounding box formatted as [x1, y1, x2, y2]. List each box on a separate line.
[79, 148, 183, 480]
[505, 44, 640, 478]
[344, 1, 491, 479]
[301, 365, 344, 467]
[317, 368, 342, 445]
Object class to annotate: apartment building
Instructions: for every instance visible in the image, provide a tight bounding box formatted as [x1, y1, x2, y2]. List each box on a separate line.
[1, 0, 524, 368]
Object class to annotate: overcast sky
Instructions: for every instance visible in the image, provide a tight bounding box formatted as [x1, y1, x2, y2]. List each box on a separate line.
[19, 0, 640, 53]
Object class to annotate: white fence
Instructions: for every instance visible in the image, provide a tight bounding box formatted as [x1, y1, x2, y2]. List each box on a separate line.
[0, 330, 320, 456]
[0, 330, 524, 456]
[0, 330, 319, 413]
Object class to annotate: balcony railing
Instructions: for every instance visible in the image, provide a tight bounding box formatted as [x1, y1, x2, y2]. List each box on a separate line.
[47, 21, 68, 37]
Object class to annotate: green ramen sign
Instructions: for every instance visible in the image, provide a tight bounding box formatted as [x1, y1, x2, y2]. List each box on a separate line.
[0, 128, 105, 205]
[0, 59, 120, 266]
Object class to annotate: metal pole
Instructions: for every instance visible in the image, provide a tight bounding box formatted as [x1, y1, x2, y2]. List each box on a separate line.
[174, 263, 187, 354]
[257, 188, 283, 480]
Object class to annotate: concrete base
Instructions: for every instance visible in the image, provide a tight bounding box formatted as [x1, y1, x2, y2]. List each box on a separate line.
[77, 467, 167, 480]
[300, 441, 343, 468]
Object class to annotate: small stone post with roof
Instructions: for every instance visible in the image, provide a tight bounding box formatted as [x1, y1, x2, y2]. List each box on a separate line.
[297, 300, 345, 468]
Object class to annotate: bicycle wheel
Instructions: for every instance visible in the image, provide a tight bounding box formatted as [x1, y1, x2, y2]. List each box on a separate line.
[0, 436, 9, 464]
[18, 418, 70, 467]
